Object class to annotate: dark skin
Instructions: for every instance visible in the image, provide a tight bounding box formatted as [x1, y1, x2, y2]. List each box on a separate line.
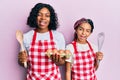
[51, 52, 66, 65]
[18, 8, 65, 67]
[18, 50, 66, 67]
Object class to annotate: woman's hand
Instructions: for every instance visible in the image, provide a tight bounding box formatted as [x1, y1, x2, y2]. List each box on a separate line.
[50, 49, 66, 65]
[51, 49, 59, 62]
[46, 49, 71, 65]
[18, 51, 28, 64]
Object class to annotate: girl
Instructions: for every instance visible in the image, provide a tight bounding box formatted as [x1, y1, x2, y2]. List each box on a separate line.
[65, 18, 103, 80]
[18, 3, 66, 80]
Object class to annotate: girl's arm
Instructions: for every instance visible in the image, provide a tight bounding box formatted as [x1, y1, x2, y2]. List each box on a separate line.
[65, 62, 71, 80]
[94, 59, 99, 70]
[94, 52, 103, 70]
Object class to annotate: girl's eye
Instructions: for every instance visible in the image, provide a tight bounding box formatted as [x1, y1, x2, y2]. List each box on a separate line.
[79, 28, 83, 30]
[86, 30, 91, 33]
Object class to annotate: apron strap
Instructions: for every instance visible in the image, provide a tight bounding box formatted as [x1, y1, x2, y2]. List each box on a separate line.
[32, 29, 53, 45]
[86, 41, 93, 51]
[72, 40, 93, 53]
[72, 41, 78, 53]
[49, 30, 53, 40]
[31, 29, 37, 45]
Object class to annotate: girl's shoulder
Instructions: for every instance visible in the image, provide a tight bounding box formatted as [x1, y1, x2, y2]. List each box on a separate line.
[88, 41, 97, 48]
[88, 41, 98, 52]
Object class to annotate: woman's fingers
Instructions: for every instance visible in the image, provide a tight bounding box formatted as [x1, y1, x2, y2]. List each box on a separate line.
[18, 51, 27, 63]
[51, 53, 59, 62]
[48, 49, 71, 63]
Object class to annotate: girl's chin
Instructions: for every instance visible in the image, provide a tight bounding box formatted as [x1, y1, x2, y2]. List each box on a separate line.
[79, 38, 86, 41]
[77, 39, 87, 43]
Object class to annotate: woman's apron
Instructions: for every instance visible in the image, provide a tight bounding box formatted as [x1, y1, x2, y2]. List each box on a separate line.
[71, 41, 97, 80]
[27, 30, 61, 80]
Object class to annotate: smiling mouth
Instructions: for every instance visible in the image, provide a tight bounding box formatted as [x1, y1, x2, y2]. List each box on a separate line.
[80, 36, 86, 39]
[39, 21, 47, 26]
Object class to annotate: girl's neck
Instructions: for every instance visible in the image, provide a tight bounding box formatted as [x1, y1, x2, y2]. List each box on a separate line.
[76, 39, 87, 44]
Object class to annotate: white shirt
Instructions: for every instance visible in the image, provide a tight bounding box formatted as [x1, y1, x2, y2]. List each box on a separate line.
[22, 30, 65, 51]
[65, 42, 98, 63]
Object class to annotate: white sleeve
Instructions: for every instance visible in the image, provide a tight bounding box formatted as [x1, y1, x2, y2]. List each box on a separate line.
[91, 43, 98, 53]
[53, 31, 65, 50]
[58, 33, 65, 50]
[22, 30, 34, 51]
[65, 44, 74, 63]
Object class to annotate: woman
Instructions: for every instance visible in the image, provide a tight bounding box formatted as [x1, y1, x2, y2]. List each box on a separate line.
[18, 3, 66, 80]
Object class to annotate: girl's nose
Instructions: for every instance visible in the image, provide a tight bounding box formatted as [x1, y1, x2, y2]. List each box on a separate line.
[82, 30, 86, 35]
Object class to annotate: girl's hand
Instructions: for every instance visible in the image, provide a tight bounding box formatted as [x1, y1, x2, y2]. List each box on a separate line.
[95, 52, 103, 70]
[96, 52, 103, 61]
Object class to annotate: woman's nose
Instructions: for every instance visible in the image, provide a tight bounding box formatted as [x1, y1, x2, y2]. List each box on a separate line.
[41, 15, 46, 20]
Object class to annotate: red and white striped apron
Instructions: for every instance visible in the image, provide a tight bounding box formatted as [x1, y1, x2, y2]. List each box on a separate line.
[27, 30, 61, 80]
[71, 41, 97, 80]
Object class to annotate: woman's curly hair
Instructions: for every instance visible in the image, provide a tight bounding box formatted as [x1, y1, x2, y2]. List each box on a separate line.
[27, 3, 59, 30]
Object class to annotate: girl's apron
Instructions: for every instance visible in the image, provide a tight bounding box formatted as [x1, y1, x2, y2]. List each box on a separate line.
[27, 30, 61, 80]
[71, 41, 97, 80]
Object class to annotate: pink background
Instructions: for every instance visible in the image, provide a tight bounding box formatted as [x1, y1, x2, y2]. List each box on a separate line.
[0, 0, 120, 80]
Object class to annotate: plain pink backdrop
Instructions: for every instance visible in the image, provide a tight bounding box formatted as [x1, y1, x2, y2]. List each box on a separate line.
[0, 0, 120, 80]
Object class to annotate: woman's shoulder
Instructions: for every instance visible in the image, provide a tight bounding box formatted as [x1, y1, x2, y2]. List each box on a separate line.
[52, 30, 63, 36]
[52, 30, 64, 38]
[23, 30, 34, 42]
[66, 43, 74, 49]
[23, 30, 34, 37]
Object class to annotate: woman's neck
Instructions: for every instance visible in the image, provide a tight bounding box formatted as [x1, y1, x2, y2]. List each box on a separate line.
[36, 28, 49, 33]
